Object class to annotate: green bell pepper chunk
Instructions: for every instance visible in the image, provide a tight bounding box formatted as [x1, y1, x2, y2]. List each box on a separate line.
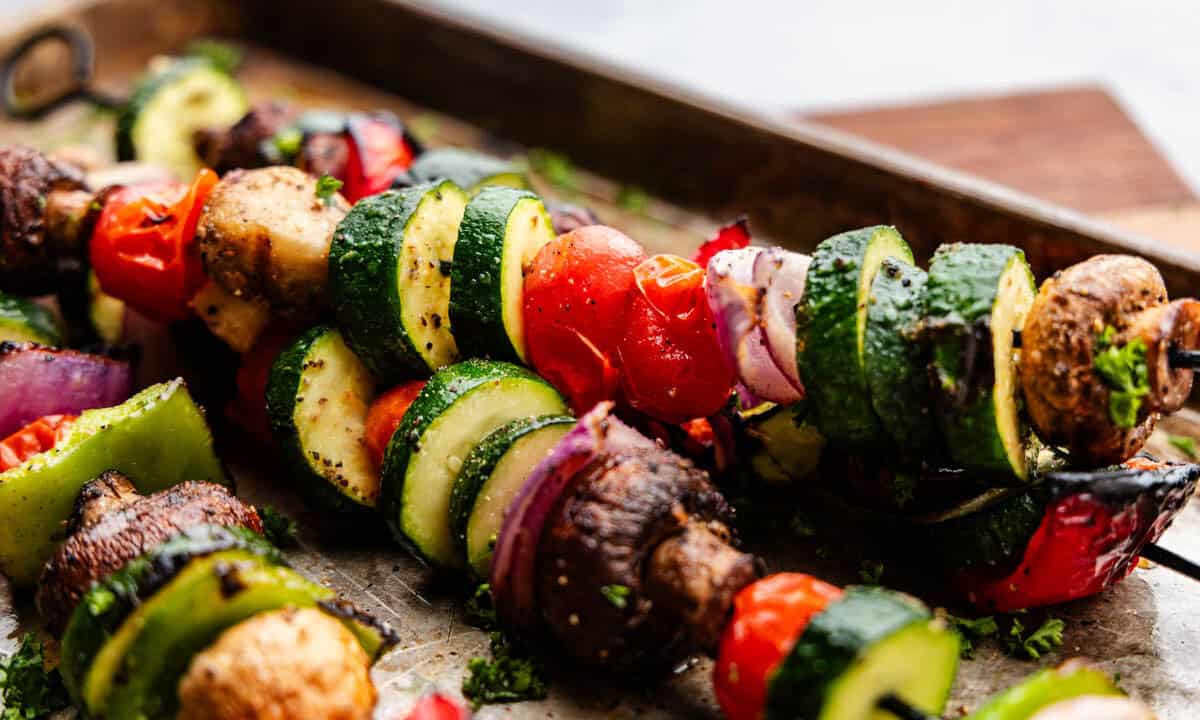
[966, 662, 1122, 720]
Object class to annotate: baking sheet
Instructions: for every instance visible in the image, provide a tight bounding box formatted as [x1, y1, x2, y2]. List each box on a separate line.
[0, 32, 1198, 720]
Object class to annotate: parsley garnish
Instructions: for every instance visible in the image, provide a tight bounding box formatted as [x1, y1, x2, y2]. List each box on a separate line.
[1093, 326, 1149, 429]
[314, 174, 344, 206]
[0, 632, 70, 720]
[185, 38, 244, 75]
[1005, 617, 1065, 659]
[858, 560, 884, 585]
[600, 584, 631, 609]
[464, 583, 498, 630]
[1169, 435, 1198, 459]
[527, 149, 577, 193]
[462, 632, 548, 709]
[259, 504, 298, 547]
[944, 613, 999, 658]
[615, 185, 649, 213]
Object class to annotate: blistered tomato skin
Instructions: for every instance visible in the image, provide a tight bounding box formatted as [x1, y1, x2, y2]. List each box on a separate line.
[523, 226, 647, 413]
[618, 254, 736, 423]
[714, 574, 843, 720]
[957, 457, 1197, 612]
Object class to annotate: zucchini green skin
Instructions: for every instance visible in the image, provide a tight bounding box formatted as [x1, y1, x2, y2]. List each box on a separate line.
[0, 290, 61, 345]
[765, 586, 959, 720]
[79, 551, 368, 719]
[908, 487, 1049, 573]
[448, 414, 574, 573]
[408, 148, 530, 193]
[116, 57, 247, 177]
[450, 186, 555, 362]
[59, 524, 280, 702]
[330, 182, 465, 381]
[379, 359, 567, 567]
[798, 226, 913, 448]
[742, 402, 826, 485]
[0, 379, 228, 586]
[965, 663, 1121, 720]
[926, 244, 1036, 480]
[265, 325, 378, 514]
[864, 258, 934, 455]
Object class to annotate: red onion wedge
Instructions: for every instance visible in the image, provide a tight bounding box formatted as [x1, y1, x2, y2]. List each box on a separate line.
[490, 402, 654, 632]
[0, 343, 132, 437]
[751, 247, 810, 396]
[705, 249, 802, 404]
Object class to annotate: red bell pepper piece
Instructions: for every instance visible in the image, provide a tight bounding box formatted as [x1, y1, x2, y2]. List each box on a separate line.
[691, 216, 751, 268]
[343, 113, 416, 202]
[396, 693, 471, 720]
[0, 414, 75, 472]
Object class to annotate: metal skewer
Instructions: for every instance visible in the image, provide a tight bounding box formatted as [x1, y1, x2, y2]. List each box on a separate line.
[1140, 543, 1200, 582]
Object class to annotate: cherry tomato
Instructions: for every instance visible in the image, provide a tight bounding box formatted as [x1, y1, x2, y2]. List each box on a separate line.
[90, 169, 218, 323]
[0, 414, 75, 472]
[364, 380, 427, 469]
[343, 114, 416, 202]
[617, 254, 735, 423]
[524, 226, 647, 413]
[714, 573, 843, 720]
[228, 327, 300, 443]
[396, 693, 471, 720]
[691, 216, 751, 268]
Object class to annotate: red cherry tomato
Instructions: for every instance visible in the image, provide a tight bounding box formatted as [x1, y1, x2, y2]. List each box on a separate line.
[364, 380, 427, 469]
[228, 327, 300, 443]
[90, 169, 217, 323]
[523, 226, 647, 413]
[714, 573, 843, 720]
[343, 115, 415, 202]
[396, 693, 471, 720]
[0, 414, 76, 472]
[616, 254, 735, 423]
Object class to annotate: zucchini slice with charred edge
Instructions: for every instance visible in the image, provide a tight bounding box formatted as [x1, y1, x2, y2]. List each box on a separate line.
[926, 243, 1036, 480]
[0, 290, 61, 345]
[266, 325, 379, 512]
[407, 148, 530, 194]
[449, 414, 574, 576]
[60, 524, 280, 702]
[965, 662, 1122, 720]
[330, 181, 468, 381]
[450, 186, 557, 362]
[765, 586, 959, 720]
[864, 257, 934, 455]
[908, 487, 1048, 573]
[116, 57, 247, 179]
[798, 226, 913, 448]
[78, 550, 391, 719]
[380, 359, 568, 569]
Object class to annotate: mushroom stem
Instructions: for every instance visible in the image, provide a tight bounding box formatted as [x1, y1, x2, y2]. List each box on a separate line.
[642, 519, 759, 654]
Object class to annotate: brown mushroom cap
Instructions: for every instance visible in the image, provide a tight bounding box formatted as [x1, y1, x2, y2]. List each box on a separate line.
[194, 102, 299, 175]
[0, 145, 87, 294]
[1019, 255, 1189, 464]
[536, 446, 757, 670]
[177, 607, 376, 720]
[37, 474, 262, 635]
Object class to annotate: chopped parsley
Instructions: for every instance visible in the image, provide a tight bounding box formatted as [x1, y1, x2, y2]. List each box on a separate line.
[858, 560, 884, 585]
[0, 632, 70, 720]
[185, 38, 244, 75]
[526, 149, 577, 193]
[1169, 435, 1198, 459]
[944, 613, 999, 658]
[1093, 325, 1149, 429]
[462, 632, 548, 709]
[600, 584, 631, 609]
[464, 583, 498, 630]
[314, 174, 344, 206]
[1005, 617, 1065, 660]
[615, 185, 649, 213]
[259, 504, 298, 548]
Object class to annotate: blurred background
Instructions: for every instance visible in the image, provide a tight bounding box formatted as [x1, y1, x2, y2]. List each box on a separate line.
[421, 0, 1200, 243]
